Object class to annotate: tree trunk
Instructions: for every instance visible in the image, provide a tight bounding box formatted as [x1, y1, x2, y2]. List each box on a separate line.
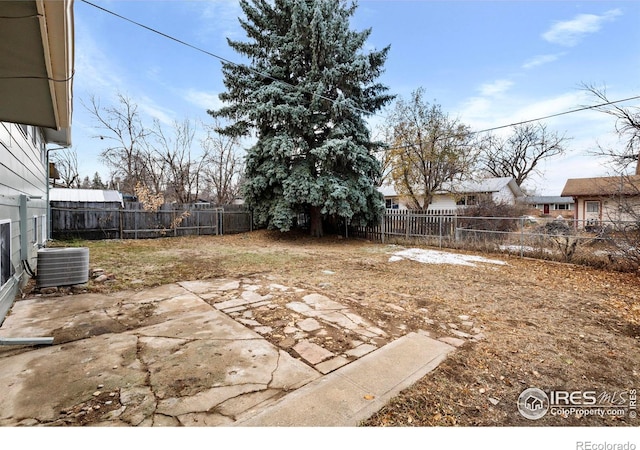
[309, 206, 324, 237]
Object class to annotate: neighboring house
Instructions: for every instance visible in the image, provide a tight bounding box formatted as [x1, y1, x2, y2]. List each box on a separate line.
[378, 183, 403, 209]
[433, 177, 525, 209]
[521, 196, 574, 217]
[561, 175, 640, 227]
[0, 0, 74, 323]
[380, 177, 525, 210]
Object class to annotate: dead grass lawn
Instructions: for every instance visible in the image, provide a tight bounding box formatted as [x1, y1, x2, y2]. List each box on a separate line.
[45, 230, 640, 426]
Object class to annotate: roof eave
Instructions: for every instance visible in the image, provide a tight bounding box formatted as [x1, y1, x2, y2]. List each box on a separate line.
[0, 0, 74, 145]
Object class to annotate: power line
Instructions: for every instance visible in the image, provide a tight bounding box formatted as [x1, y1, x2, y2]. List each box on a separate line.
[79, 0, 375, 116]
[473, 95, 640, 135]
[80, 0, 639, 141]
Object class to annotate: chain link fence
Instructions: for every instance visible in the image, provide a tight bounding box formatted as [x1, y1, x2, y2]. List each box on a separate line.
[351, 210, 640, 270]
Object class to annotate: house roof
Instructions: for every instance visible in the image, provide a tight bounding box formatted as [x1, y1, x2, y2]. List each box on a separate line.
[379, 177, 525, 198]
[50, 188, 124, 206]
[561, 175, 640, 197]
[522, 196, 574, 205]
[440, 177, 525, 197]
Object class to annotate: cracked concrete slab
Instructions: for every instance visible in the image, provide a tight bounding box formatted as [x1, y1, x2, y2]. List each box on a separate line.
[178, 279, 240, 294]
[0, 278, 454, 426]
[0, 333, 145, 423]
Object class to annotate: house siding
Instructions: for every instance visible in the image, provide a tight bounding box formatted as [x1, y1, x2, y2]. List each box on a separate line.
[429, 194, 457, 210]
[494, 184, 516, 204]
[573, 196, 640, 225]
[0, 121, 48, 324]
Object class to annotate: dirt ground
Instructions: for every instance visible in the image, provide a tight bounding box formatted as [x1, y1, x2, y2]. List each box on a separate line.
[35, 230, 640, 426]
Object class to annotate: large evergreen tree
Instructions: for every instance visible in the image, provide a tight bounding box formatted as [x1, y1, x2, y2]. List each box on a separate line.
[209, 0, 393, 236]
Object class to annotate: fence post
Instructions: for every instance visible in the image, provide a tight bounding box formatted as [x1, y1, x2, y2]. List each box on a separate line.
[405, 210, 410, 239]
[119, 206, 123, 239]
[381, 211, 385, 244]
[439, 215, 442, 248]
[134, 209, 138, 239]
[219, 209, 223, 235]
[520, 216, 524, 258]
[174, 208, 178, 237]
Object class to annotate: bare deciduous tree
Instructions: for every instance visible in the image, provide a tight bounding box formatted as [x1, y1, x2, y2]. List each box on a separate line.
[581, 82, 640, 174]
[370, 118, 394, 186]
[86, 93, 152, 195]
[87, 94, 212, 204]
[481, 122, 570, 186]
[201, 120, 244, 205]
[386, 88, 476, 209]
[149, 118, 207, 203]
[50, 147, 80, 188]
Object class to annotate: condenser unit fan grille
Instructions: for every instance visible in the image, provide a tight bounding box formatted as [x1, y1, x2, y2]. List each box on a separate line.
[36, 247, 90, 288]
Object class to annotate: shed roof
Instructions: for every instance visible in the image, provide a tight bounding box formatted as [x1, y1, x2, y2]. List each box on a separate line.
[561, 175, 640, 197]
[50, 188, 124, 206]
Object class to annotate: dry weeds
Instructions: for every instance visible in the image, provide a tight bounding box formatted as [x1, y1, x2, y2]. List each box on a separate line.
[45, 230, 640, 426]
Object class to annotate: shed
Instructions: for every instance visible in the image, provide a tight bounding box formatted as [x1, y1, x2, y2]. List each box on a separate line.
[50, 188, 124, 239]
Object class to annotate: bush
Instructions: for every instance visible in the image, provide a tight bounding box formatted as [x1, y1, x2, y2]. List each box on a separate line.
[458, 200, 529, 232]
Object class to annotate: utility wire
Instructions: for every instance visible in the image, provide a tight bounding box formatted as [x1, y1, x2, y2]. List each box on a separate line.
[383, 95, 640, 152]
[80, 0, 639, 141]
[79, 0, 374, 115]
[473, 95, 640, 135]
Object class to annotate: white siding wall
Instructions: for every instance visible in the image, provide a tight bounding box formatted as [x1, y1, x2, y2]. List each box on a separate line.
[429, 194, 457, 210]
[0, 121, 48, 323]
[574, 196, 640, 226]
[493, 185, 516, 204]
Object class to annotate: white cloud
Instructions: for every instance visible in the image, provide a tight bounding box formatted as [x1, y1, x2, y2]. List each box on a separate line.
[522, 53, 563, 70]
[457, 86, 627, 194]
[74, 20, 124, 96]
[479, 79, 514, 97]
[542, 9, 622, 47]
[509, 91, 590, 125]
[137, 95, 176, 126]
[196, 0, 244, 41]
[184, 89, 224, 112]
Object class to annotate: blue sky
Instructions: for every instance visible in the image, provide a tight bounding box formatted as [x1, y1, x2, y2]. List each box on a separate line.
[71, 0, 640, 195]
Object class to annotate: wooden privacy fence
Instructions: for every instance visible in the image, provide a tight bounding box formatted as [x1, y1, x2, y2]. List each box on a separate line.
[351, 209, 457, 243]
[50, 202, 252, 240]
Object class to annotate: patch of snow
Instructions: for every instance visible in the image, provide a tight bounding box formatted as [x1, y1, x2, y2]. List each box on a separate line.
[498, 245, 553, 255]
[389, 248, 506, 267]
[499, 245, 536, 253]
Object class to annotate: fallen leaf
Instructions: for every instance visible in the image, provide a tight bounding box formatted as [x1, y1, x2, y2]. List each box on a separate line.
[364, 394, 375, 400]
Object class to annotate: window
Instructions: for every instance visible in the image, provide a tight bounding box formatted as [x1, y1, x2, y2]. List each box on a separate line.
[555, 204, 569, 210]
[586, 201, 600, 213]
[456, 195, 477, 206]
[32, 215, 46, 246]
[385, 198, 399, 209]
[1, 220, 13, 287]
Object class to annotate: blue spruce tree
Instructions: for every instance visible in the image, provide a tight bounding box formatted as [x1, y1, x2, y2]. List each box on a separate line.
[210, 0, 393, 237]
